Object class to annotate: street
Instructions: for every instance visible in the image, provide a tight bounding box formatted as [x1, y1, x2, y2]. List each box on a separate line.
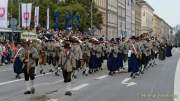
[0, 48, 179, 101]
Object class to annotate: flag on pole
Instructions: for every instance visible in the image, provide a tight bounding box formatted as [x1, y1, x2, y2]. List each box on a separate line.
[0, 0, 8, 28]
[34, 6, 39, 28]
[69, 14, 73, 31]
[76, 15, 80, 31]
[21, 3, 32, 28]
[64, 14, 69, 30]
[54, 11, 59, 31]
[46, 7, 50, 30]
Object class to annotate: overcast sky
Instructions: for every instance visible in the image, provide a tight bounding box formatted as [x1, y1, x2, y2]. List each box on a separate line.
[146, 0, 180, 27]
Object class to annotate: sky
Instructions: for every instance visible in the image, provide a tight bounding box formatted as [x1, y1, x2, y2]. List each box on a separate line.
[146, 0, 180, 27]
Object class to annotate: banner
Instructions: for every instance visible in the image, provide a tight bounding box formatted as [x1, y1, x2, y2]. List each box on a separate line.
[0, 0, 8, 28]
[21, 3, 32, 28]
[54, 12, 59, 31]
[34, 6, 39, 28]
[46, 7, 49, 30]
[64, 14, 69, 30]
[76, 15, 80, 31]
[69, 14, 73, 31]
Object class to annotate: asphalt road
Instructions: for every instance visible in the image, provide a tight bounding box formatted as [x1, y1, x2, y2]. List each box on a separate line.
[0, 48, 179, 101]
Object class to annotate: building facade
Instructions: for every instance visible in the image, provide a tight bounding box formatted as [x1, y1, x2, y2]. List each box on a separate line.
[118, 0, 126, 38]
[125, 0, 132, 38]
[107, 0, 118, 39]
[153, 14, 162, 38]
[94, 0, 107, 38]
[139, 0, 154, 36]
[131, 0, 136, 36]
[135, 2, 141, 36]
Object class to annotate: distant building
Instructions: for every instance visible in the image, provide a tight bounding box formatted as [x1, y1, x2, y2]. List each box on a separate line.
[174, 25, 180, 32]
[139, 0, 154, 36]
[135, 1, 142, 36]
[94, 0, 107, 38]
[153, 14, 162, 38]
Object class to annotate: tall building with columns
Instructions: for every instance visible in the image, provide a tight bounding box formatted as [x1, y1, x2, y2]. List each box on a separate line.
[139, 0, 154, 36]
[94, 0, 107, 38]
[117, 0, 126, 38]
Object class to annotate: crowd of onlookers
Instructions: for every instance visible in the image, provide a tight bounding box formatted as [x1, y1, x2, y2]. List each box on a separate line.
[0, 42, 18, 65]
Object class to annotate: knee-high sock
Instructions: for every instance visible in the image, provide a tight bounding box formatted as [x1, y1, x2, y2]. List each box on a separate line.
[26, 81, 31, 91]
[66, 82, 72, 91]
[30, 80, 34, 89]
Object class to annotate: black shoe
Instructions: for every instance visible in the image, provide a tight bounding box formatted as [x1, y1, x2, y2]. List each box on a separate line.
[16, 75, 21, 79]
[73, 75, 77, 79]
[24, 91, 31, 95]
[55, 72, 60, 76]
[130, 73, 133, 77]
[31, 87, 35, 94]
[132, 75, 136, 79]
[65, 91, 72, 96]
[82, 71, 85, 75]
[109, 72, 113, 76]
[40, 69, 43, 74]
[49, 69, 53, 72]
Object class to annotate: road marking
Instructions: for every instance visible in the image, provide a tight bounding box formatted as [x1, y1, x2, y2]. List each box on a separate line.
[121, 78, 131, 84]
[174, 59, 180, 101]
[126, 82, 136, 87]
[95, 75, 108, 80]
[0, 68, 13, 72]
[47, 99, 58, 101]
[70, 83, 89, 91]
[0, 73, 52, 86]
[121, 77, 136, 87]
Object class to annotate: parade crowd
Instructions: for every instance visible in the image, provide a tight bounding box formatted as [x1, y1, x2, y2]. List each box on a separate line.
[10, 29, 173, 96]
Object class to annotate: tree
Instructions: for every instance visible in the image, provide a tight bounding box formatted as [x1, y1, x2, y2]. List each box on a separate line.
[8, 0, 103, 32]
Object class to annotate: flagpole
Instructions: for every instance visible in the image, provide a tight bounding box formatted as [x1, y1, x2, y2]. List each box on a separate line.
[18, 0, 21, 28]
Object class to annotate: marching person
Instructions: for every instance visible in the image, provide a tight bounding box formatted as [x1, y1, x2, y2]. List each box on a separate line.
[13, 44, 24, 79]
[128, 37, 140, 78]
[89, 40, 99, 74]
[71, 38, 83, 79]
[59, 40, 75, 96]
[46, 41, 54, 72]
[39, 45, 46, 74]
[82, 40, 91, 76]
[22, 41, 39, 94]
[107, 42, 123, 75]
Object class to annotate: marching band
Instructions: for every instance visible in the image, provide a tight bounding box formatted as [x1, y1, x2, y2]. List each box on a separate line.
[13, 33, 173, 96]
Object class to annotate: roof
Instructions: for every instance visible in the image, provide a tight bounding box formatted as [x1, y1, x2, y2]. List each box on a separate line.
[138, 0, 154, 11]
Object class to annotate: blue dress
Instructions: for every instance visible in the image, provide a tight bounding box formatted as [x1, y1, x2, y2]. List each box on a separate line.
[13, 57, 23, 74]
[89, 51, 98, 69]
[128, 54, 139, 73]
[107, 53, 121, 72]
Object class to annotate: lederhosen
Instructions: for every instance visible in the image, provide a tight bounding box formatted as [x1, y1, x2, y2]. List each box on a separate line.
[47, 48, 53, 65]
[62, 50, 72, 83]
[39, 49, 46, 65]
[23, 50, 35, 81]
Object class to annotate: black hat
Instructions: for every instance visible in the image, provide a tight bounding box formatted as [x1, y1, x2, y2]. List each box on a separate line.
[63, 40, 71, 49]
[130, 36, 136, 40]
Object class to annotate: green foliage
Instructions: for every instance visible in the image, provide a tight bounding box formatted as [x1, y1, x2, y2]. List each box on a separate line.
[8, 0, 103, 32]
